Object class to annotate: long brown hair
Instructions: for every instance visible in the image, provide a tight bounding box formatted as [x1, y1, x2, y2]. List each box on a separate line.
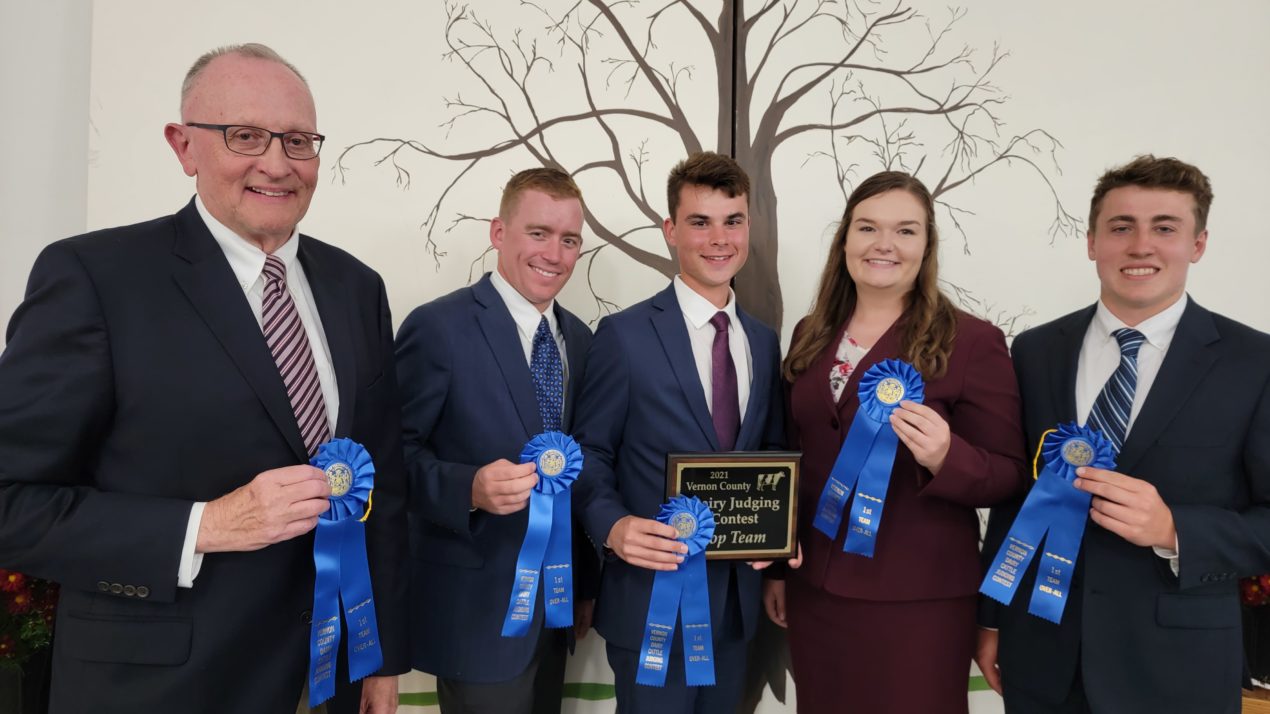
[782, 172, 959, 382]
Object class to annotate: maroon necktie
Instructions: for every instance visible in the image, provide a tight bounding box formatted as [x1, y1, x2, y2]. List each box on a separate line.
[262, 255, 331, 456]
[709, 311, 740, 452]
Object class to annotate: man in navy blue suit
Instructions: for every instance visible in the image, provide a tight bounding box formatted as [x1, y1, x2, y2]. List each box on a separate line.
[977, 156, 1270, 714]
[395, 168, 598, 714]
[573, 152, 787, 713]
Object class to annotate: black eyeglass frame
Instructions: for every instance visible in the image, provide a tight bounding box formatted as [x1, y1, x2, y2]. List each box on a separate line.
[185, 122, 325, 160]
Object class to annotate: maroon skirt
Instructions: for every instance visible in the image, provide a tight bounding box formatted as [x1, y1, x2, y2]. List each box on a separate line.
[785, 575, 977, 714]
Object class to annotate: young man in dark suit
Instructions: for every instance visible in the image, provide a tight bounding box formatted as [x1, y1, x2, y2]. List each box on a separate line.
[395, 168, 598, 714]
[573, 152, 787, 713]
[0, 44, 407, 713]
[978, 155, 1270, 714]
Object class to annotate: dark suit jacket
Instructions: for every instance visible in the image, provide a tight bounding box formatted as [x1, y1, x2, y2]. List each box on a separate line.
[0, 200, 408, 713]
[981, 299, 1270, 714]
[395, 273, 597, 683]
[572, 283, 785, 653]
[788, 312, 1027, 600]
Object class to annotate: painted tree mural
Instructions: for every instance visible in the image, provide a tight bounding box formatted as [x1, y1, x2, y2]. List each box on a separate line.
[336, 0, 1079, 332]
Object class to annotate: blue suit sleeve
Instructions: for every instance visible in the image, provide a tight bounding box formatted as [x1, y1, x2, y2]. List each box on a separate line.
[572, 316, 634, 550]
[0, 242, 191, 603]
[395, 304, 479, 534]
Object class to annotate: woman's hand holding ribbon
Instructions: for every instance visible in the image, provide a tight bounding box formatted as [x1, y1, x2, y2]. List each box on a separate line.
[1074, 467, 1177, 549]
[888, 399, 951, 474]
[607, 515, 687, 571]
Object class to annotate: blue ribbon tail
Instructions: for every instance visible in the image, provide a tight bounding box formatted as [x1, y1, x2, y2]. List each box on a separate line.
[843, 425, 899, 557]
[340, 518, 383, 680]
[308, 519, 344, 707]
[1026, 482, 1091, 624]
[542, 491, 574, 629]
[502, 489, 554, 637]
[811, 409, 881, 539]
[636, 567, 683, 687]
[679, 553, 715, 686]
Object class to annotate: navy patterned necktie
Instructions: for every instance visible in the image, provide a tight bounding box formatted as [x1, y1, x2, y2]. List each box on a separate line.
[530, 316, 564, 432]
[1085, 327, 1146, 452]
[261, 255, 330, 456]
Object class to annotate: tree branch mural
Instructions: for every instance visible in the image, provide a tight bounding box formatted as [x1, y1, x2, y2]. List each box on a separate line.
[335, 0, 1080, 332]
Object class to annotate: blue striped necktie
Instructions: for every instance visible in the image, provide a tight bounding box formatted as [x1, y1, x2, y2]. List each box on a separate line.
[1085, 327, 1146, 452]
[530, 316, 564, 432]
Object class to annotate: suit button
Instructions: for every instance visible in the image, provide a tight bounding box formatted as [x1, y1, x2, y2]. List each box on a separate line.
[830, 418, 840, 430]
[123, 585, 137, 597]
[136, 586, 150, 599]
[301, 609, 313, 625]
[97, 581, 110, 592]
[109, 583, 123, 595]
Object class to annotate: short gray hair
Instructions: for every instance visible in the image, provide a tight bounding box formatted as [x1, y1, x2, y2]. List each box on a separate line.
[180, 43, 307, 109]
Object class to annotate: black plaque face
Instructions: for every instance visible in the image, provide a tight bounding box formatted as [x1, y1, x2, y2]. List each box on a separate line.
[666, 452, 800, 560]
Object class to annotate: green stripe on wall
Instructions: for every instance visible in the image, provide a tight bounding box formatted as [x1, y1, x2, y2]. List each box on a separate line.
[398, 691, 439, 707]
[402, 677, 989, 706]
[563, 682, 617, 700]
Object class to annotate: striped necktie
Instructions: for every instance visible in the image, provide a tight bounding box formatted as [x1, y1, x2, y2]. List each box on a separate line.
[262, 254, 331, 456]
[530, 316, 564, 432]
[1085, 327, 1146, 452]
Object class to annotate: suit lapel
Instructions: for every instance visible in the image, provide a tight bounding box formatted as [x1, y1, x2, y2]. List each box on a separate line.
[169, 201, 308, 461]
[557, 305, 587, 431]
[1118, 300, 1219, 473]
[474, 275, 542, 436]
[1051, 306, 1093, 427]
[650, 286, 719, 449]
[735, 309, 769, 450]
[299, 238, 358, 437]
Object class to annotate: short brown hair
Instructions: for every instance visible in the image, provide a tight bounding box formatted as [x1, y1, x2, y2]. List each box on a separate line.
[1089, 155, 1214, 231]
[499, 168, 583, 218]
[181, 43, 307, 111]
[666, 152, 750, 221]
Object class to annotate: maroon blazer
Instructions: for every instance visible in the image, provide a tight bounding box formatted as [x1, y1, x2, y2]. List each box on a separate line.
[787, 312, 1027, 601]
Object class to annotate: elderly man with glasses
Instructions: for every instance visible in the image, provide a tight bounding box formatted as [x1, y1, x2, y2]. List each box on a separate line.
[0, 43, 407, 714]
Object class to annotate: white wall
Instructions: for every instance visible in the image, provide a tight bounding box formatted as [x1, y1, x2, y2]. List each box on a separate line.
[5, 1, 1270, 711]
[0, 0, 92, 347]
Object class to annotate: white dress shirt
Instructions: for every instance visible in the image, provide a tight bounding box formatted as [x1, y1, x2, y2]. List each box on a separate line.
[1075, 294, 1188, 569]
[672, 275, 752, 421]
[490, 269, 569, 380]
[177, 196, 340, 587]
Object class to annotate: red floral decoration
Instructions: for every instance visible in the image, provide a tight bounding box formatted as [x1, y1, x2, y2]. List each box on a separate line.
[0, 569, 57, 671]
[1242, 575, 1270, 608]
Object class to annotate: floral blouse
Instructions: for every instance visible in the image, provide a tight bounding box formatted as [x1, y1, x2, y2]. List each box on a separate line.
[829, 331, 870, 403]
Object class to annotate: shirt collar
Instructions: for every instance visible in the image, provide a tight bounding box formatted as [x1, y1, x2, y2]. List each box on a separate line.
[195, 195, 300, 290]
[673, 275, 739, 329]
[1092, 293, 1188, 350]
[490, 269, 559, 338]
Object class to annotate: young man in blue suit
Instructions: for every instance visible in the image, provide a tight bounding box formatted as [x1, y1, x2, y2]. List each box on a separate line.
[573, 152, 787, 713]
[395, 168, 598, 714]
[977, 156, 1270, 714]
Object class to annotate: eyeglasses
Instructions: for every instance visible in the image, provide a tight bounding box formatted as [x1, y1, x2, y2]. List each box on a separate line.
[185, 123, 325, 160]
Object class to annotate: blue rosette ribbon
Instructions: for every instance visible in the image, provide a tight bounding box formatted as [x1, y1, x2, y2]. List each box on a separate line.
[980, 423, 1117, 623]
[307, 438, 383, 708]
[636, 495, 717, 688]
[811, 358, 925, 557]
[501, 431, 582, 637]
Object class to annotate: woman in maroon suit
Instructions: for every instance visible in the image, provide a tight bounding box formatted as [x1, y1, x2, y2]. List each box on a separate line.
[767, 172, 1027, 713]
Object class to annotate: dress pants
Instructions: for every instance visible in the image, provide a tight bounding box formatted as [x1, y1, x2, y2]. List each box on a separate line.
[436, 626, 567, 714]
[1002, 664, 1091, 714]
[606, 570, 747, 714]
